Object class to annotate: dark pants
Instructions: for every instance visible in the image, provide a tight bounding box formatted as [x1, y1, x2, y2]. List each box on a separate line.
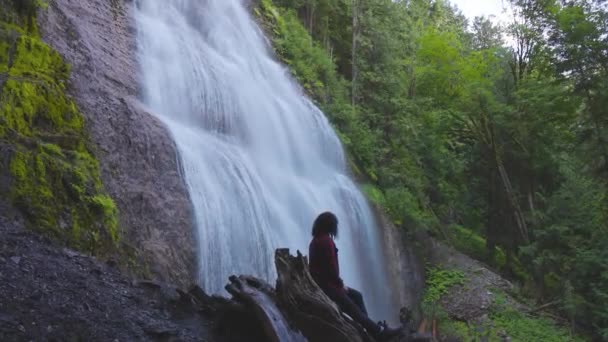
[346, 288, 368, 315]
[323, 287, 379, 334]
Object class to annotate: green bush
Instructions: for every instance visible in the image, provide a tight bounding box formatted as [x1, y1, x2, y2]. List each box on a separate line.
[439, 291, 586, 341]
[422, 266, 465, 318]
[361, 183, 385, 206]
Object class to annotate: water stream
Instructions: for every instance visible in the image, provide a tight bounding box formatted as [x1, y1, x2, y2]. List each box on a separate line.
[135, 0, 395, 320]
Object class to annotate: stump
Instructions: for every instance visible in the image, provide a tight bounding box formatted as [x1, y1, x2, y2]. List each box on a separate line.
[224, 274, 306, 342]
[275, 248, 374, 342]
[218, 249, 432, 342]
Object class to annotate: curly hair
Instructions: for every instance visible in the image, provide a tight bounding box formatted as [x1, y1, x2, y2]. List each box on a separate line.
[311, 212, 338, 238]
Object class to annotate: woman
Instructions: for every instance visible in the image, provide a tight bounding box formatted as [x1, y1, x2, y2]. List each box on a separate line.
[308, 212, 402, 340]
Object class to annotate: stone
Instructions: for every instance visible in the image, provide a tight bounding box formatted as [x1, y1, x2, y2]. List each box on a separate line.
[63, 248, 79, 258]
[38, 0, 196, 287]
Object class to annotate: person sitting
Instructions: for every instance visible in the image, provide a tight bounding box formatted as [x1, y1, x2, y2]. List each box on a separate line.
[308, 211, 402, 341]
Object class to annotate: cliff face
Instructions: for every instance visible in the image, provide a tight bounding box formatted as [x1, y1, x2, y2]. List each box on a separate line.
[37, 0, 197, 285]
[0, 0, 119, 254]
[373, 206, 425, 315]
[2, 0, 425, 302]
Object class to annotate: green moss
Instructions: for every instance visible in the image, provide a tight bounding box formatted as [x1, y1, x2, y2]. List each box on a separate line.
[89, 194, 119, 243]
[1, 34, 80, 138]
[0, 41, 10, 73]
[41, 142, 62, 156]
[8, 143, 119, 253]
[1, 3, 120, 256]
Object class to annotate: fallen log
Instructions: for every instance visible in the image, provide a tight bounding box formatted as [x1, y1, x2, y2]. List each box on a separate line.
[224, 274, 306, 342]
[216, 249, 433, 342]
[275, 248, 374, 342]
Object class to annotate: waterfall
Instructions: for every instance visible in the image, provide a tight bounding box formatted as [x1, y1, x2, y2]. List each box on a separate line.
[135, 0, 395, 320]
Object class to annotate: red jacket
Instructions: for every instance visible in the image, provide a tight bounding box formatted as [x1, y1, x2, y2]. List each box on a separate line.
[309, 233, 344, 293]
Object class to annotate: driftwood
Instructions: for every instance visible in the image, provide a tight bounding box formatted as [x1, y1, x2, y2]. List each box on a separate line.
[274, 248, 375, 342]
[225, 274, 306, 342]
[216, 249, 432, 342]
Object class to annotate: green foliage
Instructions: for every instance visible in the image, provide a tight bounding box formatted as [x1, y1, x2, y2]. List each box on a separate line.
[421, 267, 466, 335]
[422, 267, 466, 305]
[519, 158, 608, 335]
[448, 225, 505, 266]
[257, 0, 380, 181]
[258, 0, 344, 104]
[422, 267, 465, 319]
[383, 187, 438, 229]
[441, 310, 584, 342]
[261, 0, 608, 336]
[488, 290, 585, 342]
[0, 4, 120, 255]
[361, 183, 384, 206]
[440, 290, 586, 341]
[491, 309, 583, 342]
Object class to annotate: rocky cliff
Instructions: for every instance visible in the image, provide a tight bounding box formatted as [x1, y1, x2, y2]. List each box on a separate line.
[38, 0, 198, 285]
[374, 207, 425, 315]
[1, 0, 426, 314]
[0, 0, 197, 286]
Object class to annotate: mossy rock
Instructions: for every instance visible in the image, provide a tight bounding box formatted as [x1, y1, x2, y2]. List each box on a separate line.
[0, 3, 119, 255]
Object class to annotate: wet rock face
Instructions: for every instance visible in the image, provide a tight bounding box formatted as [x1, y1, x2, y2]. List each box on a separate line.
[374, 206, 426, 316]
[37, 0, 196, 286]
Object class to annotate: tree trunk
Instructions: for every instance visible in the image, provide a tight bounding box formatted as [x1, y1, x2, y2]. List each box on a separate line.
[214, 249, 428, 342]
[351, 0, 359, 107]
[275, 249, 373, 342]
[307, 0, 315, 39]
[224, 275, 307, 342]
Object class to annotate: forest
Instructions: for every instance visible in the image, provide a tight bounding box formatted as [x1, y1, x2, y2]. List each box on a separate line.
[257, 0, 608, 338]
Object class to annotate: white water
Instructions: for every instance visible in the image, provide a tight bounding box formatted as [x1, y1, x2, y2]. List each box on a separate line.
[135, 0, 394, 320]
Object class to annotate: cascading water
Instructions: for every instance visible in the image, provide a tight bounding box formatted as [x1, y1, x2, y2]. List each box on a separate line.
[135, 0, 395, 320]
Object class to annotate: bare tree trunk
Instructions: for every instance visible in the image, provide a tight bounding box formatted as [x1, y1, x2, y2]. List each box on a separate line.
[351, 0, 359, 107]
[481, 112, 529, 244]
[224, 275, 307, 342]
[307, 0, 315, 36]
[207, 249, 428, 342]
[496, 162, 529, 244]
[275, 249, 373, 342]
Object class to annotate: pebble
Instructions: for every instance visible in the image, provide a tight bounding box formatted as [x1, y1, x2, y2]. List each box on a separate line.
[18, 324, 25, 333]
[63, 248, 80, 258]
[10, 256, 21, 265]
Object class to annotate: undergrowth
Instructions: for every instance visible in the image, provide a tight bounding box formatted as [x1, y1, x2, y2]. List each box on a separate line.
[422, 266, 465, 318]
[439, 290, 587, 341]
